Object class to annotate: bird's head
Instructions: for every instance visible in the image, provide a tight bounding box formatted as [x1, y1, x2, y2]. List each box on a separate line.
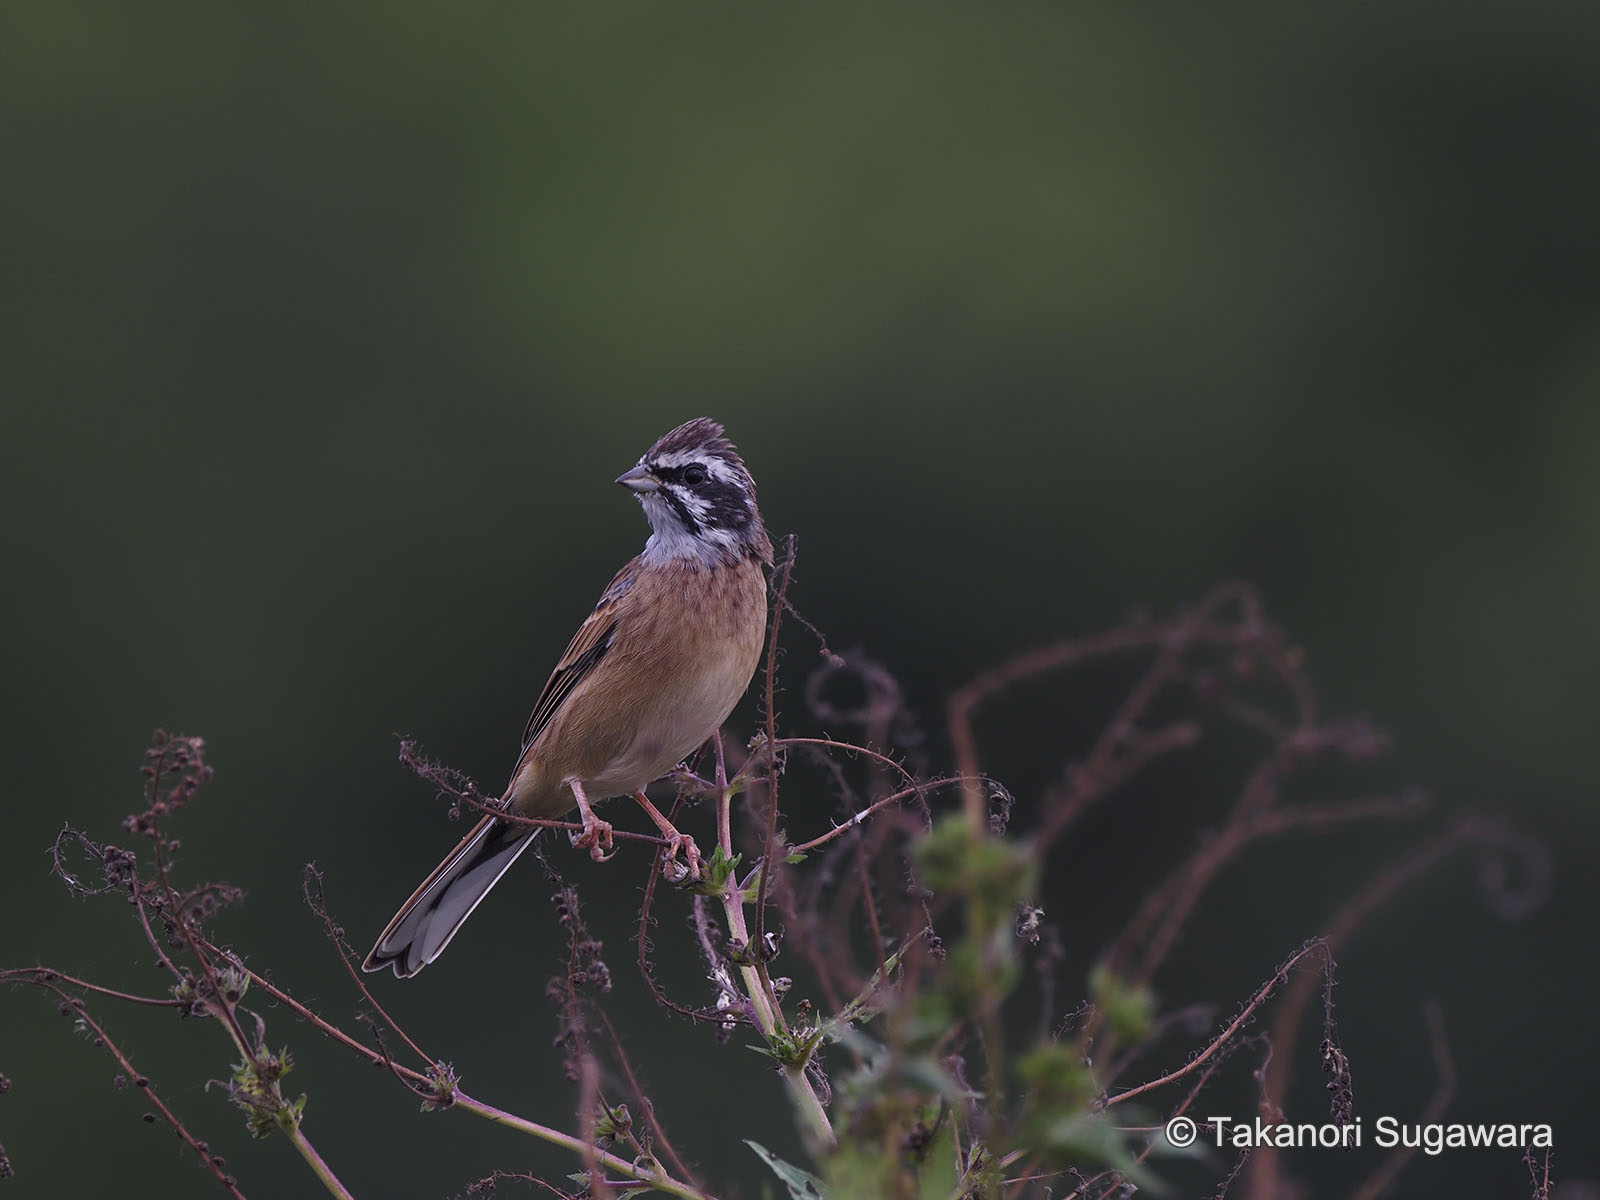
[617, 418, 773, 567]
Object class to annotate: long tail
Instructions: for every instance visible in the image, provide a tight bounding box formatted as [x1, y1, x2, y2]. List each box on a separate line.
[362, 815, 538, 978]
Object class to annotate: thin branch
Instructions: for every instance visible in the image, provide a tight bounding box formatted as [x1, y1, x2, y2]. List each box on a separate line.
[302, 865, 435, 1068]
[1104, 939, 1336, 1110]
[789, 777, 976, 855]
[596, 1010, 703, 1193]
[0, 967, 183, 1009]
[752, 535, 796, 954]
[18, 979, 248, 1199]
[449, 1093, 714, 1200]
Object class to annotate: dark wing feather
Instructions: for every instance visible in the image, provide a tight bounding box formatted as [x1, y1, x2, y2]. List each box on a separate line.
[519, 563, 635, 751]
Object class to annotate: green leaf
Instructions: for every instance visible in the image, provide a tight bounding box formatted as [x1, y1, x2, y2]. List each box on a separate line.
[687, 844, 742, 895]
[746, 1140, 829, 1199]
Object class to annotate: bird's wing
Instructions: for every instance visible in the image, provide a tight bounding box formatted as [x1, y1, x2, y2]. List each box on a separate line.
[518, 561, 636, 752]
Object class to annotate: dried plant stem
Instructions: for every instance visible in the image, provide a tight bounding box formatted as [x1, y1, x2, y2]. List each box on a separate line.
[13, 576, 1524, 1200]
[713, 737, 836, 1151]
[1103, 938, 1335, 1110]
[209, 959, 706, 1197]
[450, 1094, 713, 1200]
[11, 976, 248, 1200]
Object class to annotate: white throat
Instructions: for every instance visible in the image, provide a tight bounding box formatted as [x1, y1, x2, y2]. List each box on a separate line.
[637, 494, 744, 567]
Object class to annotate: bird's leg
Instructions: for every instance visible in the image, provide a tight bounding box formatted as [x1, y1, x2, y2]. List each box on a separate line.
[632, 790, 702, 881]
[565, 778, 614, 862]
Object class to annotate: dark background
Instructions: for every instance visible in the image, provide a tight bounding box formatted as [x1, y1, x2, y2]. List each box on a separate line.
[3, 4, 1597, 1198]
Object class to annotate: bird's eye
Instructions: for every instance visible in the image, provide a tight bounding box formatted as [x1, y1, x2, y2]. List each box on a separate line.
[682, 464, 709, 486]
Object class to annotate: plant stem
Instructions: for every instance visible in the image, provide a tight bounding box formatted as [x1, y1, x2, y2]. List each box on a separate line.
[451, 1093, 713, 1200]
[719, 881, 835, 1149]
[205, 998, 357, 1199]
[228, 962, 712, 1195]
[286, 1124, 358, 1200]
[713, 741, 836, 1151]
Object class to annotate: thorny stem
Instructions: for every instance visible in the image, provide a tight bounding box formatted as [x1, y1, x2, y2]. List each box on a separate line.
[15, 979, 248, 1200]
[1102, 939, 1335, 1110]
[787, 776, 978, 855]
[751, 537, 793, 955]
[0, 967, 180, 1009]
[303, 865, 436, 1067]
[713, 733, 836, 1151]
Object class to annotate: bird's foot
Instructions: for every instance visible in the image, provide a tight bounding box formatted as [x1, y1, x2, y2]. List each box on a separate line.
[565, 777, 615, 862]
[569, 812, 615, 862]
[658, 831, 703, 885]
[632, 789, 702, 883]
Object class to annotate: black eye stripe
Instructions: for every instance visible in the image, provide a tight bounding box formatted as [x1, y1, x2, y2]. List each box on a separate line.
[652, 463, 708, 486]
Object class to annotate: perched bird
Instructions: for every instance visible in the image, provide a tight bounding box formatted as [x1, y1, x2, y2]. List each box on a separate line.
[363, 418, 773, 978]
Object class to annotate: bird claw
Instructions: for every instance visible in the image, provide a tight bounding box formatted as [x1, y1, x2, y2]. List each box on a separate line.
[660, 833, 703, 884]
[570, 815, 615, 862]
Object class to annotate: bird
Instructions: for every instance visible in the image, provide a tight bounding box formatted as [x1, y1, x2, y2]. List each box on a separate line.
[363, 417, 773, 978]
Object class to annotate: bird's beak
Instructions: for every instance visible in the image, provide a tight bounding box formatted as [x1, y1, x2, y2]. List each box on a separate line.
[615, 464, 659, 493]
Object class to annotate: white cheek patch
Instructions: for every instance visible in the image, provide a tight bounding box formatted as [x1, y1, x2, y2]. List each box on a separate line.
[676, 490, 712, 521]
[632, 457, 756, 567]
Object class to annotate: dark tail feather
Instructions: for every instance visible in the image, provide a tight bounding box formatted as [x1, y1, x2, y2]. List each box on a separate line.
[362, 815, 537, 978]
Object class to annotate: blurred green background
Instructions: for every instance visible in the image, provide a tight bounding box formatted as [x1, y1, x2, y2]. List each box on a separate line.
[3, 3, 1597, 1197]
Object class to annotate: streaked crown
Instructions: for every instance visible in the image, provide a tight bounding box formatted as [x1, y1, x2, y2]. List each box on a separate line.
[617, 418, 773, 566]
